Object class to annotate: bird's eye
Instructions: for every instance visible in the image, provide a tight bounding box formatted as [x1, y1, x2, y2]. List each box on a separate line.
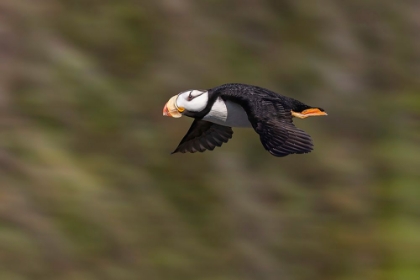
[187, 92, 193, 101]
[185, 90, 205, 101]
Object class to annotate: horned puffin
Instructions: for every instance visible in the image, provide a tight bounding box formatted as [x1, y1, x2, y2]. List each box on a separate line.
[163, 83, 327, 157]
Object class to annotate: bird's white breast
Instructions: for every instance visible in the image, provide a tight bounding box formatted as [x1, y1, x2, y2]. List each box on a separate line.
[203, 97, 251, 127]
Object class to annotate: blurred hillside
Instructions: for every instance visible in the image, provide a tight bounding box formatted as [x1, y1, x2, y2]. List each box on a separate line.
[1, 0, 420, 279]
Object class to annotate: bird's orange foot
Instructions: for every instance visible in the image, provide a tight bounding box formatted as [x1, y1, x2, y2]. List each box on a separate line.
[291, 108, 328, 119]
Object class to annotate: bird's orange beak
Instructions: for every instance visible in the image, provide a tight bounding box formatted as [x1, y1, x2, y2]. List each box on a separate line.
[291, 108, 328, 119]
[163, 95, 184, 118]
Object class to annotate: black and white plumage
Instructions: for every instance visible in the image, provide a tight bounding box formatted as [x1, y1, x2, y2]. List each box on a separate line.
[163, 83, 327, 157]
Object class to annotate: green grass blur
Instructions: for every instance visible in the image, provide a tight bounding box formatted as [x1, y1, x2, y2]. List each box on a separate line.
[1, 1, 419, 279]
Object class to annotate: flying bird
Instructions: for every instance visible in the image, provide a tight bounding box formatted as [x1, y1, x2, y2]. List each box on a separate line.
[163, 83, 327, 157]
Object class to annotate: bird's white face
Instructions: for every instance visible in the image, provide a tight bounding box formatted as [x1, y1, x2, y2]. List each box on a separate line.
[163, 90, 209, 118]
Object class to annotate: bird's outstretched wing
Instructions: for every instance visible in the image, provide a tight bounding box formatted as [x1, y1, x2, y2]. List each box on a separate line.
[219, 88, 313, 157]
[172, 119, 233, 154]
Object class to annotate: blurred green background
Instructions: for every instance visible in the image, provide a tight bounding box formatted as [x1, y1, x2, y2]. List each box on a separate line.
[1, 1, 420, 279]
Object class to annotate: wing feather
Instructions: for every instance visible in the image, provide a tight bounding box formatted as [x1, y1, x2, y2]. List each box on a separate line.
[218, 89, 313, 157]
[172, 119, 233, 154]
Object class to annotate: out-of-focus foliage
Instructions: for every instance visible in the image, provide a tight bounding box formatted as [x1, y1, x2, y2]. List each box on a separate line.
[1, 0, 420, 279]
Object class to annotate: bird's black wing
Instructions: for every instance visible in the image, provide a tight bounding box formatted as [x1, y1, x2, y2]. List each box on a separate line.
[249, 101, 314, 157]
[218, 87, 313, 157]
[172, 119, 233, 154]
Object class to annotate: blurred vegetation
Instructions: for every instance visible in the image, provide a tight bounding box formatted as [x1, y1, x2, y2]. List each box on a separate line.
[1, 0, 420, 279]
